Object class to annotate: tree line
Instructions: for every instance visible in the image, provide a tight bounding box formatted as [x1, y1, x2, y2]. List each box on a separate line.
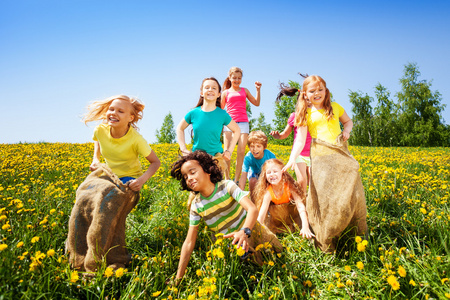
[156, 63, 449, 147]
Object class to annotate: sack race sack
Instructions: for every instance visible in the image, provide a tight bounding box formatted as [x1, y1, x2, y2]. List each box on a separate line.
[247, 221, 284, 265]
[307, 136, 367, 252]
[263, 202, 301, 234]
[67, 164, 139, 271]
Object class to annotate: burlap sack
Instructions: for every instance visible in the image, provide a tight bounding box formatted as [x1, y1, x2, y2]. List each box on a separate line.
[307, 135, 367, 252]
[247, 221, 284, 265]
[265, 202, 302, 234]
[67, 164, 139, 271]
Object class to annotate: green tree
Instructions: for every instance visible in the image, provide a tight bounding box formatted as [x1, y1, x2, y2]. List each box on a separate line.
[348, 91, 373, 146]
[252, 113, 272, 137]
[372, 84, 398, 146]
[156, 112, 176, 144]
[271, 80, 299, 146]
[396, 63, 449, 146]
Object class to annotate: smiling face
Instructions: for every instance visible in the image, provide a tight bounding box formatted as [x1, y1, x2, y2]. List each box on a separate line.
[229, 72, 242, 89]
[106, 99, 134, 129]
[249, 142, 265, 160]
[265, 162, 283, 186]
[305, 82, 326, 109]
[200, 79, 221, 102]
[180, 160, 213, 195]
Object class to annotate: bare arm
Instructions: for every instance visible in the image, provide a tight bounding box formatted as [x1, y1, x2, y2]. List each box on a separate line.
[340, 111, 353, 141]
[291, 190, 314, 239]
[90, 141, 101, 171]
[238, 172, 248, 190]
[220, 91, 227, 109]
[176, 225, 199, 280]
[223, 195, 257, 252]
[245, 82, 261, 107]
[257, 192, 272, 224]
[176, 119, 190, 155]
[282, 126, 307, 172]
[270, 122, 293, 140]
[223, 120, 241, 161]
[128, 151, 161, 191]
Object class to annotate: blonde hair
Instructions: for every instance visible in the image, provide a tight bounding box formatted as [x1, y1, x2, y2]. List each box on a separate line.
[253, 159, 305, 211]
[223, 66, 243, 90]
[83, 95, 145, 129]
[247, 130, 268, 148]
[295, 75, 333, 127]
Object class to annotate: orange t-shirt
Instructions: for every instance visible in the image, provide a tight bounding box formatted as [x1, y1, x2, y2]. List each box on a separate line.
[268, 183, 291, 205]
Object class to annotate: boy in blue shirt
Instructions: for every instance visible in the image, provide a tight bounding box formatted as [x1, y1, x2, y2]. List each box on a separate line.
[238, 130, 276, 199]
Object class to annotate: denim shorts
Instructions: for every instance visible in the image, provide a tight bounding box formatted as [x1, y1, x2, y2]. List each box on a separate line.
[223, 122, 250, 134]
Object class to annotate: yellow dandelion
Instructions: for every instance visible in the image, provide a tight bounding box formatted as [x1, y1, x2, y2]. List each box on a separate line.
[0, 243, 7, 251]
[115, 267, 126, 278]
[304, 280, 312, 287]
[355, 236, 362, 243]
[2, 223, 10, 230]
[17, 241, 24, 248]
[357, 243, 367, 252]
[420, 208, 427, 214]
[47, 249, 55, 257]
[346, 279, 354, 286]
[70, 271, 79, 283]
[268, 261, 274, 266]
[152, 291, 161, 297]
[104, 267, 114, 278]
[31, 236, 40, 243]
[398, 265, 406, 277]
[441, 278, 449, 284]
[409, 279, 416, 286]
[344, 265, 351, 271]
[236, 247, 246, 257]
[387, 275, 400, 291]
[196, 269, 203, 276]
[356, 261, 364, 270]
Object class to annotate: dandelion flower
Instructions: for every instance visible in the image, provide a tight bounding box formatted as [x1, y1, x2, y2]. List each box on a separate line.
[355, 236, 362, 243]
[409, 279, 416, 286]
[356, 261, 364, 270]
[441, 278, 449, 284]
[2, 223, 10, 230]
[17, 241, 24, 248]
[47, 249, 55, 257]
[115, 267, 126, 278]
[104, 267, 114, 278]
[196, 269, 203, 276]
[398, 265, 406, 277]
[344, 265, 351, 271]
[31, 236, 40, 243]
[152, 291, 161, 297]
[387, 275, 400, 290]
[357, 243, 367, 252]
[0, 243, 7, 251]
[70, 271, 79, 283]
[236, 247, 246, 257]
[268, 261, 274, 266]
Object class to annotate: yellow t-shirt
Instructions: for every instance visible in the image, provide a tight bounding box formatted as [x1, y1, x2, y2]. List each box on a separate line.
[307, 102, 344, 144]
[93, 123, 152, 178]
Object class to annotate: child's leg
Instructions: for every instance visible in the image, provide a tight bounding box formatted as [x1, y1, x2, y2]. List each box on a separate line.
[234, 133, 248, 182]
[294, 161, 308, 195]
[223, 131, 233, 178]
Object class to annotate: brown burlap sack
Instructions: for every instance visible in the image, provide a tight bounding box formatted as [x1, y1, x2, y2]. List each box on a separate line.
[67, 164, 139, 271]
[307, 135, 367, 252]
[265, 202, 302, 234]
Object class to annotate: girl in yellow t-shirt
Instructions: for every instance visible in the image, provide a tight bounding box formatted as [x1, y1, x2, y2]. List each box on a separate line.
[279, 75, 353, 171]
[83, 95, 160, 191]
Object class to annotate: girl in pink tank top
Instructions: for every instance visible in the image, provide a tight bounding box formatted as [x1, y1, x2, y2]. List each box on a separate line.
[221, 67, 262, 183]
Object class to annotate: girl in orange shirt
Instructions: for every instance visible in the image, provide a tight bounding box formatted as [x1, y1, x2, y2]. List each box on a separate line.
[254, 159, 314, 238]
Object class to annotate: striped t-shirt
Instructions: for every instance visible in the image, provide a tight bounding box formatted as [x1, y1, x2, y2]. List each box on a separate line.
[189, 180, 249, 234]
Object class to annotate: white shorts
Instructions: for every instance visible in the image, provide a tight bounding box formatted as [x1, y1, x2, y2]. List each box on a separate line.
[223, 122, 250, 134]
[295, 155, 311, 167]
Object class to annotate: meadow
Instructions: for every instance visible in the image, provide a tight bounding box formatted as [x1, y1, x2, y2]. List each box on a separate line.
[0, 143, 449, 299]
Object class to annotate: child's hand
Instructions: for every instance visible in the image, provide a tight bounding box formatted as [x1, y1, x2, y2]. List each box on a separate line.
[299, 228, 315, 239]
[255, 81, 262, 90]
[224, 230, 249, 252]
[270, 130, 281, 139]
[89, 161, 100, 171]
[128, 177, 145, 191]
[342, 130, 350, 141]
[281, 159, 295, 173]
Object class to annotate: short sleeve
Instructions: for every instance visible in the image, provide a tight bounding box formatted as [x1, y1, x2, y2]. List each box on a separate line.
[223, 110, 232, 126]
[135, 134, 152, 158]
[333, 102, 345, 118]
[242, 153, 252, 173]
[226, 180, 249, 203]
[287, 112, 295, 127]
[184, 109, 194, 125]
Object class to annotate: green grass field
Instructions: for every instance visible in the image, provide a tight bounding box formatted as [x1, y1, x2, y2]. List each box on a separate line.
[0, 143, 449, 299]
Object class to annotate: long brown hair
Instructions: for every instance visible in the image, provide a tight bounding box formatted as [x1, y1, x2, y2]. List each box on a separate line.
[253, 159, 305, 211]
[194, 77, 222, 108]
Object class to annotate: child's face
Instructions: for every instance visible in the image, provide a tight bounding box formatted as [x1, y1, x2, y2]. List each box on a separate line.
[265, 163, 283, 186]
[305, 82, 326, 108]
[181, 160, 211, 193]
[107, 99, 134, 128]
[249, 142, 265, 159]
[201, 80, 220, 102]
[229, 72, 242, 89]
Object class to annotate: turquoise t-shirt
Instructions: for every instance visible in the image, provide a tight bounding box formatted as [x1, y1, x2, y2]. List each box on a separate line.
[184, 107, 232, 156]
[242, 149, 276, 176]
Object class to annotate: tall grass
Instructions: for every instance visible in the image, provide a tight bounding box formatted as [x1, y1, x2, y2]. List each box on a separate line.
[0, 143, 449, 299]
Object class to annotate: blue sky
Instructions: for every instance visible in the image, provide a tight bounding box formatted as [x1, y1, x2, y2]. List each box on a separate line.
[1, 0, 449, 144]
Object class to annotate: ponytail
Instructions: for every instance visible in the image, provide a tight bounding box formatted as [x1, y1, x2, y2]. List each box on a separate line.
[223, 77, 232, 90]
[277, 83, 308, 127]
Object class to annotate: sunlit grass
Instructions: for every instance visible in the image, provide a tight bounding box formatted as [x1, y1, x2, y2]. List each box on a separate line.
[0, 143, 449, 299]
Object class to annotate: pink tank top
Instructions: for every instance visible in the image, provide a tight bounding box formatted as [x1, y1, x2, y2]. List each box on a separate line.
[225, 88, 248, 122]
[288, 112, 311, 157]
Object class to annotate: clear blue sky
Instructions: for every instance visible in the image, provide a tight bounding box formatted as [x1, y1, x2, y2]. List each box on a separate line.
[1, 0, 449, 144]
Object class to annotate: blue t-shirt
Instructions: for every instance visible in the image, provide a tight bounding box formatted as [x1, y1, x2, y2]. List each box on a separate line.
[242, 149, 276, 176]
[184, 106, 232, 156]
